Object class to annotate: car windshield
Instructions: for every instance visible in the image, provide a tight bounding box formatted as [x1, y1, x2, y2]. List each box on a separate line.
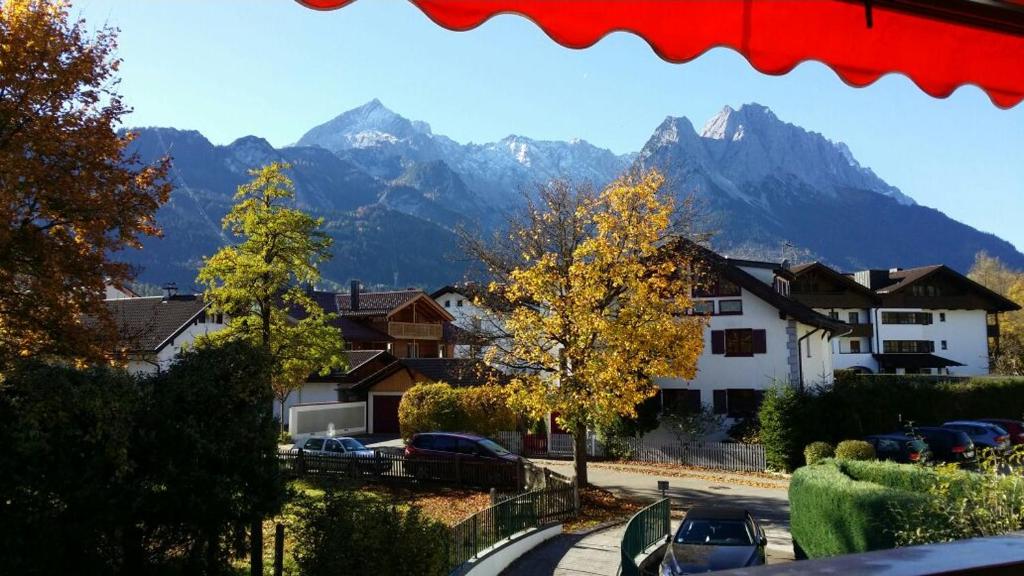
[675, 519, 753, 546]
[478, 439, 511, 456]
[340, 439, 367, 451]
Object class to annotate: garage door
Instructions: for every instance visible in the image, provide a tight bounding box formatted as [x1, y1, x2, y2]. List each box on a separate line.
[372, 394, 402, 434]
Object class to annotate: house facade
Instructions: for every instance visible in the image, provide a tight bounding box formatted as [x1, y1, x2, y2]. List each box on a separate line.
[654, 246, 847, 420]
[106, 286, 227, 374]
[790, 263, 1020, 376]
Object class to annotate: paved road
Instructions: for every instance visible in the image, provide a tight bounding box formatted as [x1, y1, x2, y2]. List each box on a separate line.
[502, 461, 793, 575]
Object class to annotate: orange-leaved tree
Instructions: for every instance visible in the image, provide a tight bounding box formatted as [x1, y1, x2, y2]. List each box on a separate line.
[463, 170, 706, 485]
[0, 0, 170, 366]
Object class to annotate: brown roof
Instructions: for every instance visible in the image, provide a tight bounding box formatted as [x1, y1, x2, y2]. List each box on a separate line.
[336, 289, 422, 316]
[106, 295, 208, 353]
[791, 262, 881, 303]
[403, 358, 505, 387]
[878, 265, 1020, 312]
[669, 240, 850, 334]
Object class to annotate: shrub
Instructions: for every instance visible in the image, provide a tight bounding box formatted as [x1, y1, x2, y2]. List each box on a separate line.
[728, 416, 761, 444]
[789, 460, 930, 558]
[835, 440, 876, 461]
[293, 489, 449, 576]
[804, 442, 835, 466]
[759, 384, 808, 472]
[399, 382, 516, 440]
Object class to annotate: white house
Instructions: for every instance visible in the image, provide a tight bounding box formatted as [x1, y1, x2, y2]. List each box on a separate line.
[106, 284, 227, 375]
[431, 283, 506, 358]
[655, 246, 847, 420]
[791, 263, 1020, 376]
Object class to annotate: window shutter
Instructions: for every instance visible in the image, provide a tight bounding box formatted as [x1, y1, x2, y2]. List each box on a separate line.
[752, 330, 767, 354]
[713, 389, 727, 415]
[711, 330, 725, 355]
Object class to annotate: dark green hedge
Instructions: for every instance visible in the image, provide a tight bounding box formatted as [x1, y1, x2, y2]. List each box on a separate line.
[762, 375, 1024, 471]
[789, 461, 930, 558]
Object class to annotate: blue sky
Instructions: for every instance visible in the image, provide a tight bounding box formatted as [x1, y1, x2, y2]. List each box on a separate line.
[75, 0, 1024, 252]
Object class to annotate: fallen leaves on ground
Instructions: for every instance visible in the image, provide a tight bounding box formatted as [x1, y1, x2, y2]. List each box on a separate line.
[593, 461, 789, 490]
[563, 486, 644, 533]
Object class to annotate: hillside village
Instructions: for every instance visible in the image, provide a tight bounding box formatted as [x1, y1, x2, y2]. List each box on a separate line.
[6, 2, 1024, 576]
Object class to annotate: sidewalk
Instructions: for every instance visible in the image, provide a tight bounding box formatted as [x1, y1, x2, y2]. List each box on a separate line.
[501, 524, 625, 576]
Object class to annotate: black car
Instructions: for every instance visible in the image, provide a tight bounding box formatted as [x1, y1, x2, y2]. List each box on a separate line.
[864, 434, 931, 464]
[913, 427, 976, 466]
[660, 506, 766, 575]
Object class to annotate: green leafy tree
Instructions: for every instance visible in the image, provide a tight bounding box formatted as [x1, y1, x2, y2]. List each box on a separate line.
[197, 162, 346, 427]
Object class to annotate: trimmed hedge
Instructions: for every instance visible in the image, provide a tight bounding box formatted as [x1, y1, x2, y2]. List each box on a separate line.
[789, 460, 930, 558]
[761, 374, 1024, 471]
[835, 440, 876, 461]
[803, 442, 834, 466]
[398, 382, 516, 440]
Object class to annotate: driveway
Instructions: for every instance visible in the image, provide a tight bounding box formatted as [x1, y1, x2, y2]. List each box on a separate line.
[530, 460, 793, 564]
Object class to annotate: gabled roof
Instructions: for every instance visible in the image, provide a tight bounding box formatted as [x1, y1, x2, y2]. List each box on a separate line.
[879, 265, 1020, 312]
[669, 240, 849, 334]
[790, 262, 881, 304]
[336, 289, 421, 316]
[106, 295, 208, 353]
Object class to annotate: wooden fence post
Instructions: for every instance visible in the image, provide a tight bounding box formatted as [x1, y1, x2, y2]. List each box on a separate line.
[250, 519, 263, 576]
[296, 449, 305, 477]
[490, 487, 497, 506]
[572, 476, 580, 514]
[273, 523, 284, 576]
[455, 457, 462, 486]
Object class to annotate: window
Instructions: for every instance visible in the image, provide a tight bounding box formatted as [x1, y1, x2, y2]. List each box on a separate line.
[848, 311, 860, 324]
[940, 312, 946, 322]
[881, 311, 933, 325]
[941, 340, 948, 350]
[883, 340, 935, 353]
[457, 299, 464, 307]
[718, 299, 743, 315]
[445, 300, 451, 308]
[725, 329, 754, 357]
[305, 438, 325, 451]
[692, 275, 741, 298]
[829, 311, 840, 320]
[215, 313, 224, 324]
[325, 440, 345, 453]
[691, 300, 715, 315]
[406, 343, 416, 358]
[663, 389, 701, 414]
[711, 329, 767, 356]
[911, 284, 943, 297]
[712, 388, 764, 417]
[849, 340, 861, 353]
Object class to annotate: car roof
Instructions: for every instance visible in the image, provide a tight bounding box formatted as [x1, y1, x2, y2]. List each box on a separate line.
[416, 431, 485, 441]
[866, 433, 916, 441]
[684, 506, 750, 521]
[305, 435, 358, 441]
[944, 421, 997, 428]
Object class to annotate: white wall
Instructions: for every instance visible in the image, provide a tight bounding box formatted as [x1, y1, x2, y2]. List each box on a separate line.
[276, 382, 340, 423]
[125, 315, 227, 376]
[874, 308, 989, 375]
[657, 287, 794, 404]
[799, 323, 835, 386]
[434, 289, 508, 359]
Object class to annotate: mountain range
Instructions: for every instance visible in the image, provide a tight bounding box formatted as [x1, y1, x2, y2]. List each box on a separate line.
[122, 100, 1024, 290]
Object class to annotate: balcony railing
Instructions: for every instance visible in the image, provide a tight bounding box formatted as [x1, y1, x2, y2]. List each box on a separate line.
[387, 321, 443, 340]
[847, 323, 874, 338]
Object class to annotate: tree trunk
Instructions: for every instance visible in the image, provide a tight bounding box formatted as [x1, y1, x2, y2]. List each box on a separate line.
[573, 428, 589, 487]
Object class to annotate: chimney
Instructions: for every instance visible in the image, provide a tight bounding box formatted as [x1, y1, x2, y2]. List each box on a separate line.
[350, 280, 360, 311]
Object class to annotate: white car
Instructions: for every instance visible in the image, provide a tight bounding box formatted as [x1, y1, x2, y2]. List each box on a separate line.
[292, 435, 392, 473]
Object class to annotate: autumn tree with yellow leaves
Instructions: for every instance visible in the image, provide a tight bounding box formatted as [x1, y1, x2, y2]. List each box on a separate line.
[464, 171, 706, 485]
[0, 0, 170, 367]
[969, 252, 1024, 374]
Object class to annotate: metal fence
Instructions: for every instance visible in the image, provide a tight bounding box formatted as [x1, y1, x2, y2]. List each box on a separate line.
[449, 485, 577, 570]
[278, 450, 527, 490]
[614, 438, 766, 472]
[619, 498, 671, 576]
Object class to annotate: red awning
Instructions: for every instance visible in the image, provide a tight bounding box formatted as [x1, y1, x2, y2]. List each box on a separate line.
[298, 0, 1024, 109]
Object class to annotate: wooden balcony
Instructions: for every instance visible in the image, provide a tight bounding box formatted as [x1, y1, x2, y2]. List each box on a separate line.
[847, 323, 874, 338]
[388, 321, 443, 340]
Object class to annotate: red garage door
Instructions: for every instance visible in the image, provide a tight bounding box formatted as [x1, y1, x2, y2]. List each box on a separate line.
[372, 395, 402, 434]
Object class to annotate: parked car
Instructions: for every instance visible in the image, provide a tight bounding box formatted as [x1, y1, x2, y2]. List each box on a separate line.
[405, 432, 522, 463]
[864, 433, 931, 464]
[912, 427, 976, 466]
[405, 432, 523, 485]
[978, 418, 1024, 445]
[942, 421, 1011, 453]
[660, 506, 766, 575]
[293, 435, 390, 473]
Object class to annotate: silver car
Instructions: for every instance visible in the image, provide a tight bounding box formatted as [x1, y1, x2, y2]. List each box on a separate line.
[294, 435, 391, 473]
[942, 421, 1011, 453]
